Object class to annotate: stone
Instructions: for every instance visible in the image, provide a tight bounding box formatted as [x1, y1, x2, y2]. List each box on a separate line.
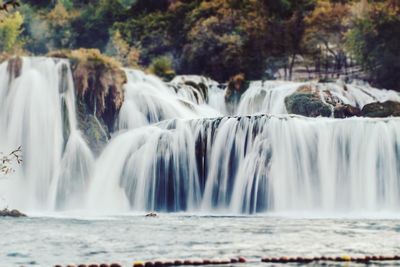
[285, 92, 332, 117]
[334, 104, 362, 118]
[361, 101, 400, 118]
[0, 208, 27, 218]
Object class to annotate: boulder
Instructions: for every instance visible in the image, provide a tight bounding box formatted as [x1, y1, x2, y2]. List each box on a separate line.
[0, 208, 27, 218]
[361, 101, 400, 118]
[285, 84, 361, 118]
[334, 104, 362, 118]
[285, 91, 332, 117]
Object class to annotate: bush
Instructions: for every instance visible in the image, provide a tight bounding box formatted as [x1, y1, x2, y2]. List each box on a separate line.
[0, 12, 24, 53]
[147, 56, 176, 81]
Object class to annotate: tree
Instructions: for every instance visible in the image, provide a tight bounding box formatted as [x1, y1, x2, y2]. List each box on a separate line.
[72, 0, 126, 50]
[0, 11, 24, 53]
[346, 1, 400, 90]
[107, 30, 140, 68]
[304, 1, 351, 78]
[181, 0, 268, 81]
[46, 1, 78, 50]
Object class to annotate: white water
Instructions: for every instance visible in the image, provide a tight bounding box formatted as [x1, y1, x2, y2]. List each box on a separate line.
[0, 58, 93, 211]
[1, 58, 400, 215]
[237, 80, 400, 115]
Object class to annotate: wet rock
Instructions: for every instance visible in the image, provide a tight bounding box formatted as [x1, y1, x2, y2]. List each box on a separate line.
[0, 208, 27, 218]
[284, 84, 360, 118]
[334, 104, 362, 118]
[77, 99, 110, 155]
[285, 91, 332, 117]
[361, 101, 400, 118]
[7, 56, 23, 81]
[170, 75, 218, 104]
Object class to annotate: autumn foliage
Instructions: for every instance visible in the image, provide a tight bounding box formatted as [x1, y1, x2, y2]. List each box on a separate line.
[1, 0, 399, 90]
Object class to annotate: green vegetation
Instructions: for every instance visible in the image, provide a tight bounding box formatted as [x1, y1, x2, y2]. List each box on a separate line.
[48, 48, 126, 131]
[0, 11, 24, 57]
[346, 1, 400, 90]
[0, 0, 399, 90]
[147, 56, 175, 81]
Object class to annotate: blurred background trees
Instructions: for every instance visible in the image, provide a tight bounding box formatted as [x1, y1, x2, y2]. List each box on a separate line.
[0, 0, 399, 90]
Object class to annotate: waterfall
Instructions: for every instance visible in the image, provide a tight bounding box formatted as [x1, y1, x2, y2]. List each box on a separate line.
[0, 58, 93, 211]
[118, 70, 220, 131]
[1, 57, 400, 215]
[87, 115, 400, 214]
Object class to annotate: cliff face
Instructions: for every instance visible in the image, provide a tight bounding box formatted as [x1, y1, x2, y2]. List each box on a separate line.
[49, 49, 127, 153]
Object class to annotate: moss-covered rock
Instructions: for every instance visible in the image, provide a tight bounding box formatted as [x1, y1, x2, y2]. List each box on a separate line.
[285, 92, 332, 117]
[361, 101, 400, 117]
[48, 49, 127, 132]
[285, 84, 361, 118]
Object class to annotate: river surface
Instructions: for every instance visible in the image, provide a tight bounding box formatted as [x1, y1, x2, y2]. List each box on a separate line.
[1, 214, 400, 267]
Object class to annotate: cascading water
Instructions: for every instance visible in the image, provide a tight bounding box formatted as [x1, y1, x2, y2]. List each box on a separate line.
[87, 115, 400, 214]
[0, 58, 93, 211]
[118, 70, 220, 131]
[237, 80, 400, 115]
[1, 57, 400, 215]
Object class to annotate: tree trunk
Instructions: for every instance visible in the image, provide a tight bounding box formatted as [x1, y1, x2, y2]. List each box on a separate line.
[288, 53, 296, 81]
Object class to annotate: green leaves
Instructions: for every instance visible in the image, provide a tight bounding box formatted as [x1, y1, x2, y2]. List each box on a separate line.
[0, 11, 23, 52]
